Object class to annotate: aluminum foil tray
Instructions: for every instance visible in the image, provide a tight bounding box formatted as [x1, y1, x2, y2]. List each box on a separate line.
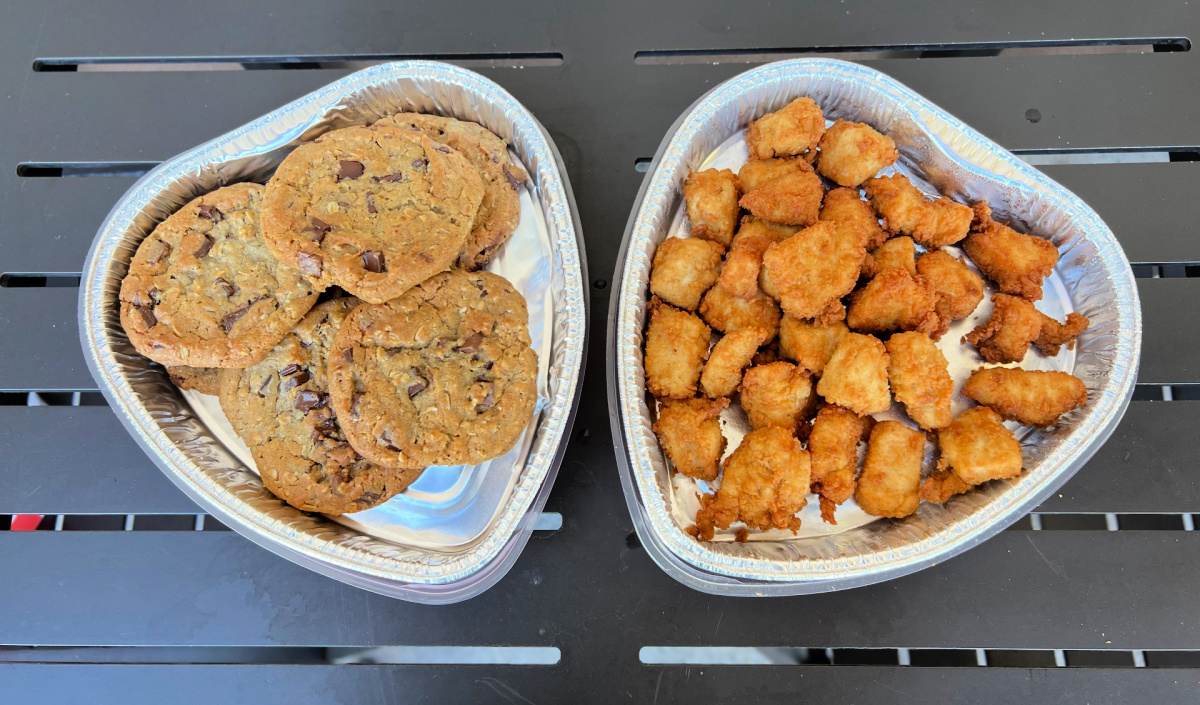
[608, 58, 1140, 595]
[80, 62, 587, 603]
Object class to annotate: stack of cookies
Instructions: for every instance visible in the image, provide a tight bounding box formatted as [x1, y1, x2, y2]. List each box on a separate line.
[119, 115, 539, 515]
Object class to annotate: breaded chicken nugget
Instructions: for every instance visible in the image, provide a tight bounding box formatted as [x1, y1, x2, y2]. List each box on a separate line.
[701, 326, 772, 398]
[684, 169, 740, 246]
[816, 119, 899, 187]
[738, 156, 814, 193]
[965, 294, 1090, 363]
[809, 404, 874, 523]
[820, 187, 888, 251]
[645, 297, 712, 399]
[847, 267, 941, 337]
[916, 249, 985, 330]
[739, 171, 825, 226]
[885, 331, 953, 430]
[745, 97, 826, 160]
[740, 361, 818, 432]
[699, 282, 782, 337]
[936, 406, 1023, 486]
[856, 420, 925, 518]
[779, 315, 848, 376]
[693, 426, 811, 540]
[864, 174, 972, 248]
[654, 397, 730, 482]
[650, 237, 724, 311]
[919, 469, 973, 504]
[862, 236, 917, 279]
[817, 333, 892, 415]
[962, 202, 1058, 301]
[718, 218, 799, 299]
[962, 367, 1087, 428]
[760, 222, 866, 319]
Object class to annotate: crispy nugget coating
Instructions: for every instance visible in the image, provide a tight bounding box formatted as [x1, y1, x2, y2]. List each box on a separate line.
[886, 331, 953, 430]
[701, 326, 772, 398]
[962, 367, 1087, 428]
[962, 202, 1058, 301]
[916, 249, 985, 329]
[817, 333, 892, 415]
[816, 119, 899, 187]
[862, 236, 917, 279]
[1036, 310, 1090, 357]
[760, 222, 866, 319]
[694, 426, 811, 540]
[856, 420, 924, 518]
[740, 361, 818, 432]
[820, 187, 888, 251]
[718, 219, 799, 299]
[919, 469, 974, 504]
[964, 294, 1090, 364]
[738, 157, 814, 193]
[810, 404, 873, 511]
[779, 315, 848, 376]
[936, 406, 1023, 487]
[864, 174, 972, 248]
[684, 169, 740, 246]
[745, 97, 826, 160]
[654, 397, 729, 482]
[649, 237, 724, 311]
[739, 171, 825, 226]
[699, 282, 782, 337]
[644, 297, 712, 399]
[847, 267, 941, 337]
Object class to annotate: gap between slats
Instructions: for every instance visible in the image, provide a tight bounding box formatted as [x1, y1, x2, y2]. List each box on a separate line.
[32, 52, 564, 72]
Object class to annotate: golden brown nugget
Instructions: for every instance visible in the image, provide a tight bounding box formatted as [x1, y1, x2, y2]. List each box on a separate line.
[738, 171, 825, 226]
[701, 327, 772, 398]
[751, 343, 780, 366]
[863, 174, 972, 248]
[738, 156, 814, 193]
[693, 426, 811, 540]
[856, 420, 925, 518]
[962, 202, 1058, 301]
[936, 406, 1023, 486]
[739, 362, 818, 432]
[916, 249, 985, 329]
[816, 119, 899, 187]
[699, 282, 782, 337]
[684, 169, 740, 246]
[820, 187, 888, 251]
[965, 294, 1090, 364]
[861, 236, 917, 279]
[745, 97, 826, 160]
[885, 331, 953, 431]
[847, 267, 941, 337]
[649, 237, 724, 310]
[919, 469, 974, 504]
[644, 297, 712, 399]
[817, 333, 892, 415]
[717, 219, 799, 299]
[962, 367, 1088, 428]
[653, 397, 730, 482]
[760, 222, 866, 319]
[778, 315, 848, 376]
[809, 404, 873, 523]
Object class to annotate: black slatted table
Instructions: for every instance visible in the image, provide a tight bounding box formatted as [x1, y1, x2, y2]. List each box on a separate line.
[2, 2, 1199, 702]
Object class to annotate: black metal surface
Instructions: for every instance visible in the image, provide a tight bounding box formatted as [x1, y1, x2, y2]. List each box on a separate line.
[1, 0, 1199, 701]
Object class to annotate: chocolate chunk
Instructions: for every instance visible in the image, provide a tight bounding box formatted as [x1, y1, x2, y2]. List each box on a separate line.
[374, 173, 405, 183]
[505, 169, 522, 191]
[279, 363, 301, 376]
[475, 382, 495, 413]
[350, 392, 363, 419]
[314, 416, 340, 437]
[418, 252, 433, 264]
[197, 204, 223, 222]
[484, 360, 494, 370]
[411, 158, 428, 169]
[337, 160, 364, 180]
[134, 306, 157, 328]
[297, 253, 323, 277]
[366, 192, 377, 214]
[303, 218, 333, 243]
[214, 277, 236, 297]
[435, 146, 451, 153]
[221, 296, 266, 334]
[337, 201, 351, 208]
[379, 431, 401, 452]
[455, 332, 484, 354]
[193, 234, 214, 258]
[290, 370, 311, 387]
[407, 367, 428, 398]
[342, 348, 354, 363]
[361, 250, 386, 273]
[357, 492, 381, 505]
[294, 390, 328, 412]
[256, 376, 272, 396]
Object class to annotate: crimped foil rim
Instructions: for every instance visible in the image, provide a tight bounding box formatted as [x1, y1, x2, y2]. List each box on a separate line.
[80, 61, 585, 586]
[614, 59, 1140, 587]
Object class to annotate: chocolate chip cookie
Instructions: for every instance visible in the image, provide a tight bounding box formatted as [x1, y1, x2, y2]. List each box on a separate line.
[328, 269, 538, 468]
[375, 113, 526, 269]
[120, 183, 319, 368]
[219, 298, 423, 514]
[167, 366, 221, 395]
[261, 125, 485, 304]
